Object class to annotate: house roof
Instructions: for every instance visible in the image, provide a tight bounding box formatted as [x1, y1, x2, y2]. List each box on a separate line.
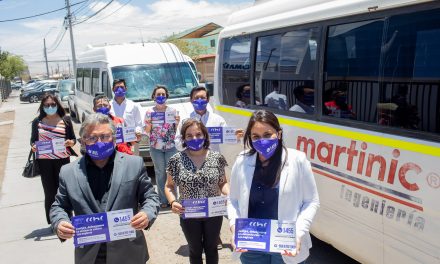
[172, 22, 222, 39]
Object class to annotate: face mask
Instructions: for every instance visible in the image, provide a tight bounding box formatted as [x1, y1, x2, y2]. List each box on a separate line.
[303, 94, 314, 106]
[252, 137, 279, 159]
[243, 90, 251, 99]
[85, 141, 115, 160]
[185, 138, 205, 151]
[43, 106, 58, 116]
[155, 95, 167, 105]
[96, 107, 110, 115]
[192, 98, 208, 111]
[114, 86, 126, 98]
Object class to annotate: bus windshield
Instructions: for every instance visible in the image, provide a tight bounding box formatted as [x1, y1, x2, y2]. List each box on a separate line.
[111, 62, 198, 101]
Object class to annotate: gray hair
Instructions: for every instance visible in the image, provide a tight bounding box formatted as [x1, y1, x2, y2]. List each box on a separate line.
[79, 113, 116, 138]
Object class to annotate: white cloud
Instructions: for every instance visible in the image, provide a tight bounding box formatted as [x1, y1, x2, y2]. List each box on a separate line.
[1, 0, 253, 75]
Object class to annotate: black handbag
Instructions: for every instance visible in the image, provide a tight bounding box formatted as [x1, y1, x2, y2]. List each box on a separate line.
[22, 150, 40, 178]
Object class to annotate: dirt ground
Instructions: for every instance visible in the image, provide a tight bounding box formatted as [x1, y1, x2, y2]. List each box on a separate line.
[0, 110, 15, 191]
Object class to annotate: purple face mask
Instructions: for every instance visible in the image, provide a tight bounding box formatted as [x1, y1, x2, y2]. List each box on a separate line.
[155, 95, 167, 105]
[192, 99, 208, 111]
[96, 107, 110, 115]
[114, 86, 126, 98]
[185, 138, 205, 151]
[252, 138, 279, 159]
[85, 141, 115, 160]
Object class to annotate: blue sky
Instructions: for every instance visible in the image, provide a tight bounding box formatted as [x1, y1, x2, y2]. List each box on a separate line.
[0, 0, 253, 75]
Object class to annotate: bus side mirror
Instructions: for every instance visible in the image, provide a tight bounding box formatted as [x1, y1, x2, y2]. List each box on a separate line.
[205, 82, 214, 96]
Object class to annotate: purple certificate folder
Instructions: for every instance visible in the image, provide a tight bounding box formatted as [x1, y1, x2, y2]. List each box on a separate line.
[182, 198, 208, 218]
[72, 212, 109, 247]
[235, 218, 271, 252]
[207, 127, 223, 144]
[151, 112, 165, 125]
[35, 140, 53, 156]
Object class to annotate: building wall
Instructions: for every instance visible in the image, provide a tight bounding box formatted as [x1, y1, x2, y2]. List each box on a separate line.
[196, 57, 215, 82]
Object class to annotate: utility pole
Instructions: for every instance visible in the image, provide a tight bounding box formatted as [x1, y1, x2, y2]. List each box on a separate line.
[43, 38, 50, 78]
[66, 0, 77, 77]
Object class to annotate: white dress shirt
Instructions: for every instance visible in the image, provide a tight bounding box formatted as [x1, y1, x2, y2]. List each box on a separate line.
[228, 148, 320, 264]
[110, 98, 143, 132]
[175, 110, 227, 152]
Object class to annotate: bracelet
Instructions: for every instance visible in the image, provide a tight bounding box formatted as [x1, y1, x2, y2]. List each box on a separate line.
[170, 200, 177, 207]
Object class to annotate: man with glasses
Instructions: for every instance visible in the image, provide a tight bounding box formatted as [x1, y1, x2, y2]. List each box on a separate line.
[50, 113, 159, 264]
[109, 79, 143, 154]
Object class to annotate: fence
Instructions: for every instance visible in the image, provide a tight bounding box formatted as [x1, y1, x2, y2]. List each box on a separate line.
[0, 77, 12, 102]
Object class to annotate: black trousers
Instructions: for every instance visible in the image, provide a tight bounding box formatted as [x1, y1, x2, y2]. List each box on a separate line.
[37, 158, 70, 224]
[180, 216, 223, 264]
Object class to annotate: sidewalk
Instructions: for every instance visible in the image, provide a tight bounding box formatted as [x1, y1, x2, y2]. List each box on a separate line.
[0, 91, 235, 264]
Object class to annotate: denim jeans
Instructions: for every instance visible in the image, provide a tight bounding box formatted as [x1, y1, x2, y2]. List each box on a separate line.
[150, 147, 177, 204]
[240, 251, 306, 264]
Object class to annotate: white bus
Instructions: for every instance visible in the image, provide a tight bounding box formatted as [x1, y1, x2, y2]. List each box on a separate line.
[214, 0, 440, 263]
[72, 42, 199, 163]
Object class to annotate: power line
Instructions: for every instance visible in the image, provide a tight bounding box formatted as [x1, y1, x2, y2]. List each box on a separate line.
[0, 0, 87, 23]
[83, 0, 133, 24]
[73, 0, 114, 25]
[71, 0, 90, 16]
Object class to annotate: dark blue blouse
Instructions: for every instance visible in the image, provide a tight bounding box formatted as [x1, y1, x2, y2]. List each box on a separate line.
[248, 158, 279, 220]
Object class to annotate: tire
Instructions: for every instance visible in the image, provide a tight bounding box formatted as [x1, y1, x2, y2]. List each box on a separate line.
[69, 103, 76, 119]
[29, 95, 38, 103]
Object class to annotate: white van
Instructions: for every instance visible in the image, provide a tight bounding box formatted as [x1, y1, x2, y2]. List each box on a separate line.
[71, 42, 199, 163]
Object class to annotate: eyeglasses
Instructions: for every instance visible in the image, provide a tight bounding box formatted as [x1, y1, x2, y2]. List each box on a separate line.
[83, 134, 113, 144]
[43, 103, 57, 107]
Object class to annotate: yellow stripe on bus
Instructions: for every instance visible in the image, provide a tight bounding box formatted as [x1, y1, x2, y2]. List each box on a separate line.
[215, 105, 440, 157]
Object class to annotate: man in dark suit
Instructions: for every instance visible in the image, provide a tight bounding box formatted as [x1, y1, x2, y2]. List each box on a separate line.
[50, 113, 159, 264]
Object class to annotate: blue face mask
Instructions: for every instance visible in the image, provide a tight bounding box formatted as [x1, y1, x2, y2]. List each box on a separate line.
[243, 90, 251, 99]
[155, 95, 167, 105]
[85, 141, 115, 160]
[96, 107, 110, 115]
[252, 137, 279, 159]
[114, 86, 126, 98]
[43, 106, 58, 116]
[302, 94, 314, 106]
[185, 138, 205, 151]
[192, 98, 208, 111]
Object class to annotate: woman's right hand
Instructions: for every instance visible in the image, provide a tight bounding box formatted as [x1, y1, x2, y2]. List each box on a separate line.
[230, 225, 248, 252]
[31, 144, 37, 153]
[144, 119, 153, 134]
[171, 201, 184, 215]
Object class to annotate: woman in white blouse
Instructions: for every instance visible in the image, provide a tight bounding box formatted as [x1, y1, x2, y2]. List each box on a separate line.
[228, 110, 319, 264]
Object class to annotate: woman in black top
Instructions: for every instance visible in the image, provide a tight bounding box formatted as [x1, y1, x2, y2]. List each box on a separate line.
[165, 118, 229, 264]
[30, 94, 77, 224]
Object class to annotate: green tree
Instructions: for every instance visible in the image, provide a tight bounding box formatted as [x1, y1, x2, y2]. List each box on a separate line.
[166, 39, 208, 61]
[0, 51, 26, 80]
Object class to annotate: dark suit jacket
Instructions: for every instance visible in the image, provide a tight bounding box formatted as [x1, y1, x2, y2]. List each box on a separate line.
[50, 152, 160, 264]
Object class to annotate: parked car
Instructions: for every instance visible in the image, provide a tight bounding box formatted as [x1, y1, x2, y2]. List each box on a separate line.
[21, 80, 57, 92]
[19, 83, 58, 103]
[11, 83, 22, 90]
[56, 79, 75, 112]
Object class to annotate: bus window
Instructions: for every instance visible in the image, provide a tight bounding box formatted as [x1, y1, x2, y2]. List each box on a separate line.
[102, 71, 111, 98]
[92, 68, 100, 96]
[378, 9, 440, 134]
[324, 20, 384, 120]
[254, 28, 319, 113]
[76, 68, 83, 92]
[221, 35, 251, 107]
[83, 68, 92, 95]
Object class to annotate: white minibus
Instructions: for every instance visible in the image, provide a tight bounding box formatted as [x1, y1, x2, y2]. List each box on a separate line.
[214, 0, 440, 263]
[72, 42, 200, 163]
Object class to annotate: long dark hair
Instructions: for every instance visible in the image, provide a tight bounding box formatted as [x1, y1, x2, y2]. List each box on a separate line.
[37, 93, 66, 120]
[244, 110, 287, 186]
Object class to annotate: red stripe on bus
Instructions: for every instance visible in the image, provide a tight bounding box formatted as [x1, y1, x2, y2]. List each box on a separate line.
[312, 168, 424, 212]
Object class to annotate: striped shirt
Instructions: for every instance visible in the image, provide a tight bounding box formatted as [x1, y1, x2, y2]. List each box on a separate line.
[37, 121, 70, 159]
